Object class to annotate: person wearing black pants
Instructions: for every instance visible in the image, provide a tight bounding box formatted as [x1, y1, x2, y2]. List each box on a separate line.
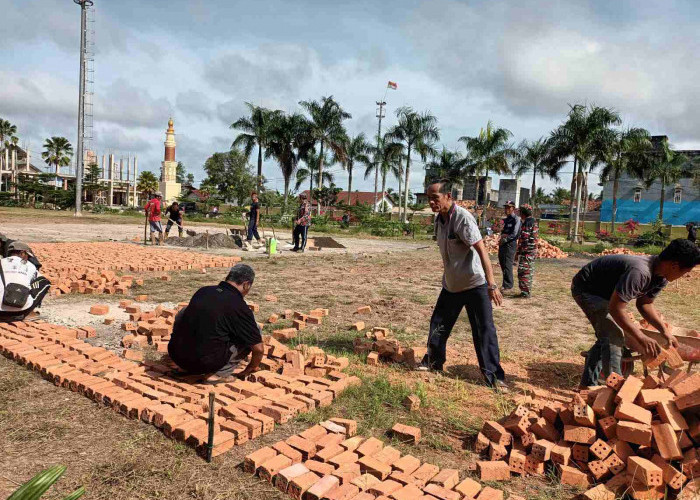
[291, 193, 311, 252]
[498, 200, 521, 291]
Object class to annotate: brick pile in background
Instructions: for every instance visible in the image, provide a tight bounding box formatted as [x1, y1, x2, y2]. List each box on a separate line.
[473, 372, 700, 499]
[0, 320, 358, 459]
[482, 234, 568, 259]
[353, 327, 427, 369]
[118, 300, 185, 355]
[244, 419, 524, 500]
[32, 242, 242, 296]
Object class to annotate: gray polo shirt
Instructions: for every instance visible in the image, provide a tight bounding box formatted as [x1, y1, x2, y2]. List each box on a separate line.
[435, 203, 486, 292]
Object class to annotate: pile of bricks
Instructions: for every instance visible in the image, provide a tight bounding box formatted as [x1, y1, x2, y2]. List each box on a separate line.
[33, 242, 242, 296]
[119, 300, 184, 353]
[0, 320, 358, 459]
[473, 372, 700, 498]
[482, 235, 568, 259]
[244, 419, 522, 500]
[601, 248, 648, 256]
[353, 328, 426, 369]
[271, 308, 330, 342]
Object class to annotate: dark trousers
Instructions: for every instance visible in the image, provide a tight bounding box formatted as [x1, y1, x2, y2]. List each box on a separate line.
[498, 240, 517, 289]
[421, 284, 505, 386]
[247, 221, 260, 241]
[292, 224, 309, 250]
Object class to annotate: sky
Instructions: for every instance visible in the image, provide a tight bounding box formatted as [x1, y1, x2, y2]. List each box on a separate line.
[3, 0, 700, 198]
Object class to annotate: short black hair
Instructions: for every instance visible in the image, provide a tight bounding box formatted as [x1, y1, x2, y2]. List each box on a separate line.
[428, 178, 453, 195]
[659, 238, 700, 269]
[225, 263, 255, 285]
[520, 206, 532, 217]
[8, 249, 24, 258]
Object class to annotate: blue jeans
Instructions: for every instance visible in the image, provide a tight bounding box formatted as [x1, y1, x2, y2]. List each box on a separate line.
[572, 290, 626, 386]
[421, 284, 505, 386]
[292, 224, 308, 250]
[247, 221, 260, 241]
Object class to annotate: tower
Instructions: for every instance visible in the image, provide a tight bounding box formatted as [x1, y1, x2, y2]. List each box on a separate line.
[159, 117, 181, 202]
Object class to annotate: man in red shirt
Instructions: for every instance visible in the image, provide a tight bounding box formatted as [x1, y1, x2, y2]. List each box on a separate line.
[145, 192, 164, 245]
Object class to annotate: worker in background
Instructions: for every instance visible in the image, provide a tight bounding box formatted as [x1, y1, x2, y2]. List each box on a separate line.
[168, 264, 264, 380]
[516, 205, 538, 298]
[291, 193, 311, 252]
[687, 222, 697, 244]
[572, 238, 700, 387]
[0, 241, 51, 322]
[246, 192, 262, 247]
[417, 179, 508, 392]
[164, 201, 184, 239]
[145, 192, 164, 245]
[498, 200, 521, 293]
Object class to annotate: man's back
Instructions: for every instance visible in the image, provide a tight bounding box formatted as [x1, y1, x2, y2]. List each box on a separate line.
[0, 256, 38, 311]
[168, 281, 261, 374]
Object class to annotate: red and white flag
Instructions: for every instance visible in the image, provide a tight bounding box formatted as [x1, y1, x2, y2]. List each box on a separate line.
[387, 81, 398, 90]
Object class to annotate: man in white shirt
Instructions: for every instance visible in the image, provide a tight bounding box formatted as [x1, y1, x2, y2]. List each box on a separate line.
[0, 241, 51, 322]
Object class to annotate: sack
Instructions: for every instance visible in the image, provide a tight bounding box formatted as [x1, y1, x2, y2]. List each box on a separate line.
[3, 283, 30, 308]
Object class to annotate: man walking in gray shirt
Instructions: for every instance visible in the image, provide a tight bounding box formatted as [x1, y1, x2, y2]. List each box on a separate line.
[417, 179, 507, 390]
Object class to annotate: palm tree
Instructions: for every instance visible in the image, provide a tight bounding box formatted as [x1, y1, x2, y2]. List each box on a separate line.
[42, 137, 73, 188]
[267, 113, 314, 212]
[459, 121, 515, 225]
[136, 171, 159, 198]
[597, 128, 652, 231]
[231, 103, 281, 191]
[513, 137, 564, 208]
[644, 139, 692, 221]
[532, 187, 550, 206]
[385, 107, 440, 221]
[299, 96, 351, 214]
[337, 133, 372, 204]
[424, 147, 464, 188]
[549, 104, 621, 240]
[0, 118, 18, 171]
[365, 135, 404, 209]
[295, 148, 333, 192]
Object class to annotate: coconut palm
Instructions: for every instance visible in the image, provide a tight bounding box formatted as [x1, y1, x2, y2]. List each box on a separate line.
[597, 128, 652, 231]
[299, 96, 351, 214]
[365, 135, 404, 209]
[549, 104, 621, 240]
[0, 118, 18, 171]
[136, 171, 159, 197]
[385, 107, 440, 221]
[295, 148, 333, 192]
[514, 137, 565, 208]
[644, 139, 693, 221]
[424, 147, 463, 188]
[231, 103, 281, 191]
[267, 113, 314, 212]
[459, 121, 516, 225]
[336, 133, 372, 204]
[42, 137, 73, 188]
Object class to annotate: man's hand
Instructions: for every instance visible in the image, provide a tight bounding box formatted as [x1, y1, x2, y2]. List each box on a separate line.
[638, 335, 662, 358]
[488, 287, 503, 306]
[663, 331, 679, 349]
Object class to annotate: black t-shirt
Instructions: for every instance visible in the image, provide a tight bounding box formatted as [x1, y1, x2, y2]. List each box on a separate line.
[571, 254, 667, 303]
[165, 205, 182, 222]
[168, 281, 262, 374]
[249, 202, 259, 223]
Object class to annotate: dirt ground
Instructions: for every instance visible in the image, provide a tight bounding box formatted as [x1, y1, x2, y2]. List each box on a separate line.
[1, 208, 698, 500]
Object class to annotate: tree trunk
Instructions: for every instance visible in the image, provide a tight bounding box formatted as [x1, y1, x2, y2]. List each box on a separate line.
[567, 157, 578, 239]
[256, 143, 263, 191]
[283, 177, 290, 214]
[373, 156, 379, 214]
[381, 172, 387, 212]
[531, 170, 537, 208]
[403, 147, 411, 222]
[659, 181, 665, 221]
[573, 167, 585, 242]
[481, 169, 490, 227]
[347, 164, 352, 205]
[397, 167, 402, 221]
[611, 170, 619, 232]
[309, 171, 313, 195]
[317, 141, 324, 215]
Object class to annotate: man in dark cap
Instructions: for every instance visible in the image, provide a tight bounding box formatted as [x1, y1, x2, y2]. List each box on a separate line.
[498, 200, 521, 292]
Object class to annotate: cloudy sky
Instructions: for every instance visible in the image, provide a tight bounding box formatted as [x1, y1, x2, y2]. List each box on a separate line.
[2, 0, 699, 197]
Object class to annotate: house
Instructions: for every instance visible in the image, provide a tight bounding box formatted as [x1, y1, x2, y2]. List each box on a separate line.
[300, 190, 394, 212]
[599, 137, 700, 225]
[0, 145, 43, 192]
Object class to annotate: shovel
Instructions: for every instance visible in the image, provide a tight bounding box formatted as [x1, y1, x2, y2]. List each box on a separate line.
[168, 218, 197, 236]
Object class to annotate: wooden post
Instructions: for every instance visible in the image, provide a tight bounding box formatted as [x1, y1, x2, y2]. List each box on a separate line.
[206, 391, 215, 462]
[206, 230, 209, 250]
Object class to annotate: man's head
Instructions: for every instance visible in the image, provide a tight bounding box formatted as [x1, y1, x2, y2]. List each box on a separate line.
[171, 201, 179, 208]
[656, 238, 700, 281]
[299, 193, 307, 202]
[504, 200, 515, 216]
[519, 205, 532, 219]
[427, 179, 453, 214]
[7, 241, 32, 261]
[251, 192, 258, 202]
[225, 263, 255, 296]
[155, 191, 163, 199]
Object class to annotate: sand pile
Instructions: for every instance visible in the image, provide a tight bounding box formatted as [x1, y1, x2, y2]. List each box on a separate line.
[165, 233, 240, 249]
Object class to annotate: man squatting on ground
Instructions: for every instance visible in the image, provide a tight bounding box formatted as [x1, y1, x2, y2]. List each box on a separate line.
[0, 241, 51, 323]
[498, 200, 521, 292]
[247, 192, 262, 246]
[572, 238, 700, 387]
[418, 179, 508, 390]
[515, 205, 538, 298]
[168, 264, 265, 379]
[145, 192, 164, 245]
[291, 193, 311, 252]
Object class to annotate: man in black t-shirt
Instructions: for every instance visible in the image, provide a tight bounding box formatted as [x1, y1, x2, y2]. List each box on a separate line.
[168, 264, 264, 379]
[164, 202, 184, 238]
[246, 192, 261, 245]
[572, 239, 700, 387]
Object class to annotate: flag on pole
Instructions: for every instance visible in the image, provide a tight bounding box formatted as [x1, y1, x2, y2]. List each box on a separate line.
[387, 81, 398, 90]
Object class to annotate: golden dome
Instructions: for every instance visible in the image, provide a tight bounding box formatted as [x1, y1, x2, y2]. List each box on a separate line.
[167, 117, 174, 130]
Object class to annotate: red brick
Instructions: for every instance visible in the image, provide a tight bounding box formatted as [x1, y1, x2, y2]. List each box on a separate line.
[422, 483, 461, 500]
[358, 456, 392, 480]
[392, 454, 421, 475]
[559, 464, 589, 487]
[650, 454, 687, 490]
[550, 444, 572, 468]
[259, 454, 293, 482]
[477, 460, 510, 481]
[244, 447, 277, 474]
[275, 463, 310, 493]
[614, 401, 652, 425]
[287, 471, 321, 499]
[652, 423, 683, 461]
[614, 375, 643, 404]
[89, 304, 109, 315]
[627, 456, 662, 486]
[391, 423, 421, 444]
[454, 478, 481, 498]
[563, 425, 597, 444]
[475, 486, 504, 500]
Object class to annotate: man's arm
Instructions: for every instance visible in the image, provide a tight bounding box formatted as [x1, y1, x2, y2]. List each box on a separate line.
[473, 240, 503, 306]
[636, 296, 678, 348]
[505, 217, 522, 243]
[608, 292, 662, 358]
[235, 342, 264, 379]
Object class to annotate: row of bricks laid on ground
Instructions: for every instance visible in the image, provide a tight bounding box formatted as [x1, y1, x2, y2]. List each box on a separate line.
[0, 320, 359, 459]
[244, 419, 524, 500]
[33, 242, 242, 296]
[472, 371, 700, 499]
[353, 328, 426, 368]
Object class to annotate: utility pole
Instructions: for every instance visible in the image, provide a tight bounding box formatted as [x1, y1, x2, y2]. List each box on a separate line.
[373, 100, 386, 213]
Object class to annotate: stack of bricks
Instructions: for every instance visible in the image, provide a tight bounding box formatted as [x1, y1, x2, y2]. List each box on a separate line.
[473, 371, 700, 498]
[272, 308, 330, 341]
[34, 242, 242, 296]
[353, 327, 426, 369]
[0, 320, 359, 459]
[244, 419, 522, 500]
[119, 301, 186, 353]
[257, 338, 350, 379]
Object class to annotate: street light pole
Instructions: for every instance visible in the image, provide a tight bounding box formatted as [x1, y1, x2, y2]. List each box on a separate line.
[373, 100, 386, 213]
